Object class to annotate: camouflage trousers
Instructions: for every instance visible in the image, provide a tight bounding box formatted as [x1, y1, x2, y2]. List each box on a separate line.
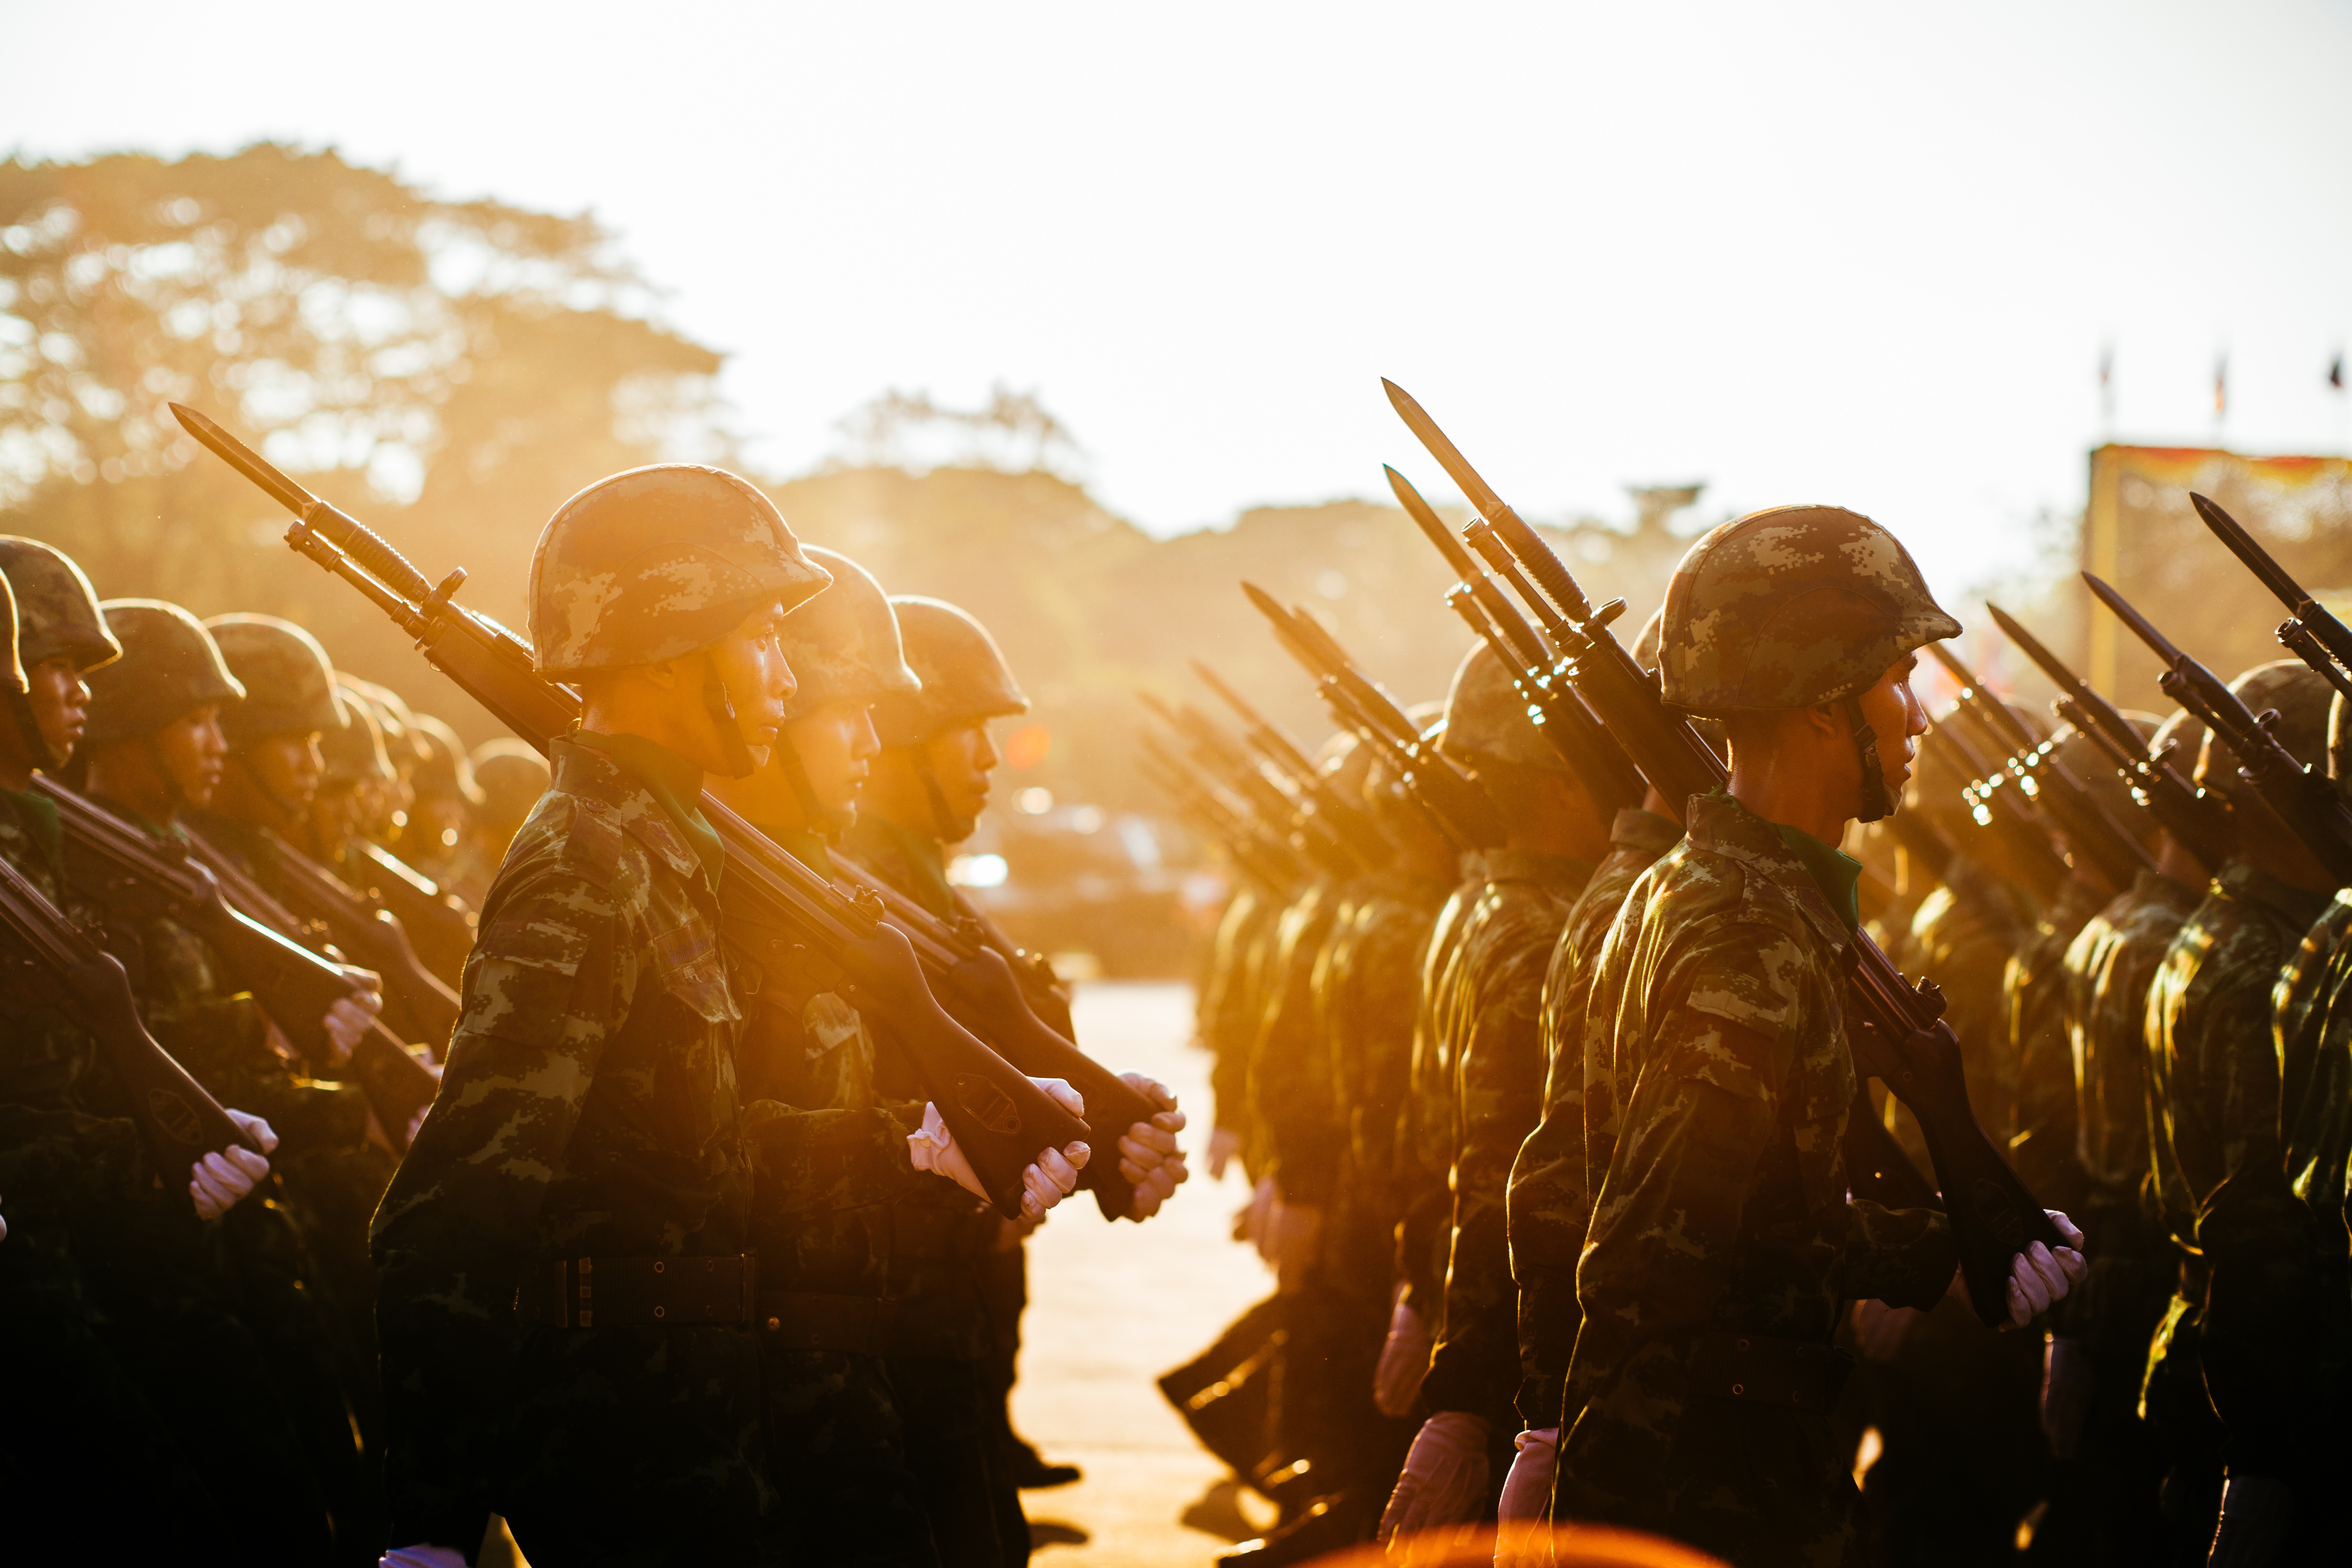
[1563, 1400, 1863, 1568]
[504, 1322, 779, 1566]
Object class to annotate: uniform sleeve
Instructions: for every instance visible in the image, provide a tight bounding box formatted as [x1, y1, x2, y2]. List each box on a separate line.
[1251, 907, 1341, 1206]
[1427, 899, 1561, 1421]
[369, 849, 626, 1551]
[1556, 947, 1790, 1533]
[1842, 1200, 1956, 1308]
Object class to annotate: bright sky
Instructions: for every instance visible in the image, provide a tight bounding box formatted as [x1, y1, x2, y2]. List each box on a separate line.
[9, 0, 2352, 597]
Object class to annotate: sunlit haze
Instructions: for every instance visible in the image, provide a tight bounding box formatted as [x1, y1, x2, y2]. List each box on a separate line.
[12, 0, 2352, 598]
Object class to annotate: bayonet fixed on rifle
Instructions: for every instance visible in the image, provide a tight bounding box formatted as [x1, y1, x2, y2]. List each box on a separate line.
[1919, 721, 2069, 902]
[1240, 582, 1505, 851]
[1924, 643, 2156, 889]
[2191, 492, 2352, 704]
[173, 403, 1115, 1219]
[1138, 689, 1373, 877]
[1189, 660, 1398, 867]
[1137, 741, 1306, 898]
[1385, 465, 1646, 811]
[1383, 377, 2062, 1321]
[1985, 602, 2234, 872]
[2082, 571, 2352, 886]
[0, 849, 264, 1188]
[348, 842, 476, 989]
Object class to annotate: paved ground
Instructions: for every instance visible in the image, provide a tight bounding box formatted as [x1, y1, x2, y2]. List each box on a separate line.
[1013, 980, 1276, 1566]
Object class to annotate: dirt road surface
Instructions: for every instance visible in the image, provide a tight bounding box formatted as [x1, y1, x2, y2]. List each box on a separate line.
[1014, 981, 1275, 1565]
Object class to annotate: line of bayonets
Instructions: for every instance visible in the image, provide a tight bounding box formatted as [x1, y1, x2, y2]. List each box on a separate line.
[1139, 381, 2352, 1325]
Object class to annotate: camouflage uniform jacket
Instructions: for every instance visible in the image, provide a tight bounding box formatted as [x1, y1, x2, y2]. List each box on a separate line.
[2276, 890, 2352, 1230]
[1320, 864, 1453, 1218]
[1249, 875, 1350, 1207]
[2144, 859, 2328, 1245]
[1508, 807, 1681, 1427]
[84, 799, 369, 1160]
[1197, 882, 1273, 1149]
[1397, 855, 1488, 1314]
[369, 737, 763, 1550]
[1420, 847, 1593, 1424]
[2002, 874, 2108, 1210]
[1557, 791, 1955, 1550]
[0, 789, 149, 1234]
[2052, 869, 2198, 1353]
[1898, 853, 2035, 1142]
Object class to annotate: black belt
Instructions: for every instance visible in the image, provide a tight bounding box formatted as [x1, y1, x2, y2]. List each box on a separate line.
[514, 1254, 756, 1328]
[1688, 1330, 1853, 1414]
[756, 1289, 988, 1361]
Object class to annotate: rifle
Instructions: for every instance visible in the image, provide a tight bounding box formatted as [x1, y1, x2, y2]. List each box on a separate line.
[1189, 661, 1400, 869]
[348, 841, 476, 988]
[2190, 492, 2352, 705]
[0, 849, 265, 1191]
[1138, 734, 1312, 897]
[216, 828, 463, 1049]
[1924, 643, 2157, 890]
[173, 404, 1108, 1220]
[1384, 377, 2064, 1323]
[1385, 464, 1649, 813]
[1139, 690, 1369, 879]
[2081, 572, 2352, 886]
[1917, 724, 2070, 903]
[28, 777, 436, 1141]
[1240, 583, 1506, 851]
[1984, 602, 2234, 872]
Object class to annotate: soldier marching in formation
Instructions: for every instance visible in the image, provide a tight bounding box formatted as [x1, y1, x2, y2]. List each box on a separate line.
[0, 371, 2344, 1568]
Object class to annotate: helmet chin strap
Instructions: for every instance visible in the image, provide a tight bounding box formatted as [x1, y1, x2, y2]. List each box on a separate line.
[231, 749, 308, 826]
[139, 733, 191, 819]
[910, 745, 973, 844]
[776, 735, 855, 842]
[702, 654, 759, 779]
[1845, 694, 1894, 823]
[2, 686, 63, 772]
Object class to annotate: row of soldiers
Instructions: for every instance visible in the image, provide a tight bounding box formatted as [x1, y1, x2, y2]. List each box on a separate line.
[0, 459, 1190, 1564]
[1178, 499, 2352, 1566]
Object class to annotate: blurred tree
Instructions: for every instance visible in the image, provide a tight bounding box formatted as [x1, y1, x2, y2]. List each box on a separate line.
[0, 143, 724, 729]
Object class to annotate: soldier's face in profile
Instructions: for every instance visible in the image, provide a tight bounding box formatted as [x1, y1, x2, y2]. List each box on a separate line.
[245, 729, 326, 811]
[924, 720, 1000, 835]
[709, 600, 799, 756]
[784, 698, 881, 816]
[25, 654, 89, 760]
[154, 703, 228, 808]
[1853, 651, 1929, 800]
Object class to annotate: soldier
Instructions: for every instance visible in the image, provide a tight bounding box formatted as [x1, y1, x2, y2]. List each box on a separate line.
[1380, 643, 1619, 1544]
[2142, 661, 2343, 1561]
[400, 712, 483, 887]
[461, 739, 551, 902]
[850, 591, 1187, 1497]
[371, 468, 1084, 1568]
[2041, 708, 2209, 1562]
[0, 548, 301, 1553]
[1552, 506, 2082, 1565]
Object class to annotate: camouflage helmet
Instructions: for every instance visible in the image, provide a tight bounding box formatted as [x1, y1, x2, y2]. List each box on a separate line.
[0, 573, 25, 696]
[203, 614, 347, 746]
[83, 602, 245, 747]
[1438, 642, 1561, 773]
[528, 464, 832, 676]
[779, 549, 920, 722]
[1632, 605, 1666, 673]
[0, 537, 120, 673]
[321, 680, 397, 785]
[471, 738, 551, 827]
[1660, 506, 1960, 712]
[870, 597, 1028, 748]
[340, 676, 426, 772]
[410, 712, 484, 807]
[2200, 661, 2339, 800]
[2333, 692, 2351, 786]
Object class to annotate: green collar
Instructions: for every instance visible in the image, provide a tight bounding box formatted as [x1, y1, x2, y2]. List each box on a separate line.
[0, 786, 62, 876]
[872, 814, 955, 918]
[1771, 820, 1863, 934]
[570, 730, 724, 887]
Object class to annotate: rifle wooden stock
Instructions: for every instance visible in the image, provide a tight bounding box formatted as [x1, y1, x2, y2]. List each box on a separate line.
[351, 842, 476, 987]
[242, 837, 463, 1049]
[1918, 726, 2071, 904]
[0, 852, 263, 1193]
[171, 403, 1097, 1218]
[1143, 692, 1370, 878]
[1386, 379, 2063, 1324]
[1189, 661, 1398, 870]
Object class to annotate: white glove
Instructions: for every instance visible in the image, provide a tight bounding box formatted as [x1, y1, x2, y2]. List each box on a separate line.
[909, 1077, 1091, 1221]
[1378, 1409, 1492, 1548]
[2040, 1333, 2096, 1460]
[1207, 1124, 1243, 1181]
[190, 1109, 277, 1220]
[382, 1547, 470, 1568]
[2004, 1211, 2089, 1327]
[321, 990, 382, 1066]
[1494, 1426, 1560, 1566]
[1242, 1173, 1278, 1254]
[1373, 1284, 1433, 1418]
[1115, 1072, 1187, 1176]
[0, 1199, 8, 1244]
